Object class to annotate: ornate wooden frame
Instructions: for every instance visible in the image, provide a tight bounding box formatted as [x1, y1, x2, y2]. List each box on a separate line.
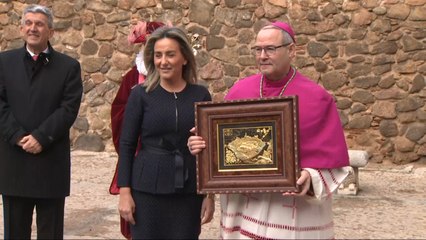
[195, 97, 300, 194]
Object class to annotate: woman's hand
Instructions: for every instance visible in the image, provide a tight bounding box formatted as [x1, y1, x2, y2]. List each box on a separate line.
[282, 169, 312, 197]
[200, 194, 215, 225]
[118, 187, 136, 225]
[188, 127, 206, 155]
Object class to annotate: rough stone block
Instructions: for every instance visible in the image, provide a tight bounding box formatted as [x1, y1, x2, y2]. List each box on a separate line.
[338, 150, 369, 195]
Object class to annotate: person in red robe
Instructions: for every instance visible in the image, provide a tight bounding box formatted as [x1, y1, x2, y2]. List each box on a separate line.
[109, 20, 165, 239]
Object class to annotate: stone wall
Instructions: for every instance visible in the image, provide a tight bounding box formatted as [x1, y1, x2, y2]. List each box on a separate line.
[0, 0, 425, 164]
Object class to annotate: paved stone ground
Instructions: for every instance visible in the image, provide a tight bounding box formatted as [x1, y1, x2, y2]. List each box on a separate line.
[0, 150, 425, 239]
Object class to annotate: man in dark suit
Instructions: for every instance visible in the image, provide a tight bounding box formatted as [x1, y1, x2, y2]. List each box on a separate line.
[0, 4, 82, 239]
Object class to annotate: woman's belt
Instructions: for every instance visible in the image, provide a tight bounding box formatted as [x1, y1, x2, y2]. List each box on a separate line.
[142, 145, 186, 189]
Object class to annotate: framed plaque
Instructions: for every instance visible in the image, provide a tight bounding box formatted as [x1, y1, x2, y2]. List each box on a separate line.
[195, 96, 300, 194]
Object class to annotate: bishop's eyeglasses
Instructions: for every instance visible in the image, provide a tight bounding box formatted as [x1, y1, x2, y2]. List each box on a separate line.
[251, 42, 292, 56]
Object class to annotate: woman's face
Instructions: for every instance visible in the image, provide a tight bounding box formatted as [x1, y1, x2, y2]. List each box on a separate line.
[153, 37, 187, 82]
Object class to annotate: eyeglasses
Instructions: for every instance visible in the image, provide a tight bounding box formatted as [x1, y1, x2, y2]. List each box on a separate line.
[250, 43, 292, 56]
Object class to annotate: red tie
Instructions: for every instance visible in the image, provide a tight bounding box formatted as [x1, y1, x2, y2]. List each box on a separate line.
[32, 55, 38, 61]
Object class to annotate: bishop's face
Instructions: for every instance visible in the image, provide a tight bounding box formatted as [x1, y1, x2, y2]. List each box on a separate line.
[254, 28, 296, 81]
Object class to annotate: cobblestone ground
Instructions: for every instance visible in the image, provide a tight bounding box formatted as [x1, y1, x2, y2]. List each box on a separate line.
[0, 151, 425, 239]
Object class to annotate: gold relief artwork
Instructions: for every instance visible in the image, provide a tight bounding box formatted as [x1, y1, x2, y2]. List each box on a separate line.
[222, 126, 274, 166]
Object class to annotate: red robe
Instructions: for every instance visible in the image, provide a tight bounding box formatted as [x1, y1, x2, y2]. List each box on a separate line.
[111, 66, 141, 153]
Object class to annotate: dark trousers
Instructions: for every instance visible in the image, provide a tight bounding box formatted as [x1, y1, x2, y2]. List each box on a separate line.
[2, 195, 65, 239]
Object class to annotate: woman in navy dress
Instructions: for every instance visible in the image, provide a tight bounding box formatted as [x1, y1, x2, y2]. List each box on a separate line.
[117, 26, 214, 239]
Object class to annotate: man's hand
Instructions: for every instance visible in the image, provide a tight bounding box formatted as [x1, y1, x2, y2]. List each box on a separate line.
[283, 169, 311, 197]
[20, 135, 43, 154]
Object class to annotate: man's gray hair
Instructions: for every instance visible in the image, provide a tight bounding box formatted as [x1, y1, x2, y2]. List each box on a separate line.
[22, 4, 54, 28]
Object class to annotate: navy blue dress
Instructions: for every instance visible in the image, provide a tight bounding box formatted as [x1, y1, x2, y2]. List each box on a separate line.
[118, 83, 211, 239]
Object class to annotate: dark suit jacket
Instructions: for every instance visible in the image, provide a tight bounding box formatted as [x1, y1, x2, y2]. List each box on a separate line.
[0, 44, 82, 198]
